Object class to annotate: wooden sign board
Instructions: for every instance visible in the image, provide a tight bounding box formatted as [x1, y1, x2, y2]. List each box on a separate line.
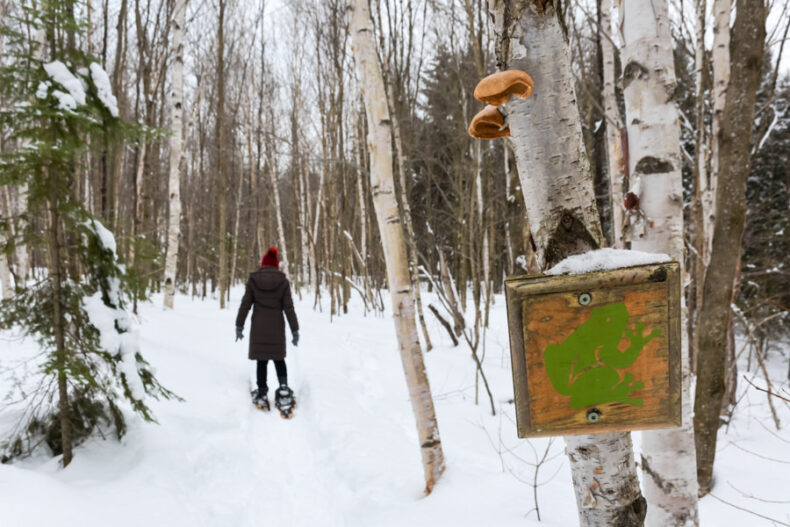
[504, 262, 681, 438]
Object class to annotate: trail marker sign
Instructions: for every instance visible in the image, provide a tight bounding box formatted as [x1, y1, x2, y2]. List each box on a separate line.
[504, 262, 682, 438]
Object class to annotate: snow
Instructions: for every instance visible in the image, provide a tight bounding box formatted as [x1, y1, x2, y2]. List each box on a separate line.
[35, 81, 50, 100]
[43, 61, 86, 109]
[84, 218, 118, 258]
[546, 248, 672, 276]
[81, 293, 145, 400]
[1, 286, 788, 526]
[89, 63, 119, 117]
[50, 90, 78, 112]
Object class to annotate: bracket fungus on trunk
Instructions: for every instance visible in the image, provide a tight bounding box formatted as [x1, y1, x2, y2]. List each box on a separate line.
[468, 105, 509, 139]
[473, 69, 534, 106]
[467, 69, 534, 140]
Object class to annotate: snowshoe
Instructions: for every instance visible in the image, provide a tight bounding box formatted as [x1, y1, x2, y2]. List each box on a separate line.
[274, 385, 296, 419]
[251, 389, 270, 411]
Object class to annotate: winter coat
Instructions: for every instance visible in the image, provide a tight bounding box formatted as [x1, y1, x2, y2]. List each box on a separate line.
[235, 267, 299, 361]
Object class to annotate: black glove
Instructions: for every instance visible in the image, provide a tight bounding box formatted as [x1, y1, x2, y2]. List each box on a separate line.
[235, 327, 243, 342]
[292, 330, 299, 347]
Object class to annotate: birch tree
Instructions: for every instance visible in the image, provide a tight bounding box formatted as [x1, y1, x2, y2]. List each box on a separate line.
[163, 0, 187, 309]
[347, 0, 445, 494]
[600, 0, 627, 248]
[487, 2, 645, 525]
[266, 107, 289, 278]
[216, 0, 228, 308]
[694, 0, 766, 495]
[691, 0, 730, 362]
[0, 3, 11, 298]
[620, 0, 699, 523]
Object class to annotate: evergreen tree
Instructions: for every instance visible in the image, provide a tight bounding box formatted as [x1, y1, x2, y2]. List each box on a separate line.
[0, 1, 176, 466]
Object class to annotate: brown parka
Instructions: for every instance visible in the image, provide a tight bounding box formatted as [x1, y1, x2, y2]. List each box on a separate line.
[235, 267, 299, 360]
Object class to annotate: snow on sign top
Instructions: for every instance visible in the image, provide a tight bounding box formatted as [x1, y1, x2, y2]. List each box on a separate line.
[546, 248, 671, 276]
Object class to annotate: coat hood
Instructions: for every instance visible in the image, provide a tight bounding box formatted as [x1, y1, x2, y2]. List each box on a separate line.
[250, 267, 287, 291]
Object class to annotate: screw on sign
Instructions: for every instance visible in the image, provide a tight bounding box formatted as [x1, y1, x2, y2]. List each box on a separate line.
[504, 262, 682, 437]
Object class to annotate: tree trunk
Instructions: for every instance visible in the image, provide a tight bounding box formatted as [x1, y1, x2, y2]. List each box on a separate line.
[489, 3, 644, 525]
[354, 107, 373, 307]
[704, 0, 731, 264]
[47, 170, 72, 467]
[216, 0, 228, 308]
[689, 0, 708, 370]
[694, 0, 766, 496]
[496, 1, 645, 526]
[692, 0, 731, 370]
[620, 0, 699, 523]
[163, 0, 186, 310]
[348, 0, 445, 495]
[229, 154, 244, 287]
[601, 0, 627, 248]
[267, 120, 289, 278]
[0, 189, 12, 299]
[383, 64, 432, 350]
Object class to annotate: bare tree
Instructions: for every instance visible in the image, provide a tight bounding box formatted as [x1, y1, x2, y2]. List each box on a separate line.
[348, 0, 445, 494]
[216, 0, 228, 308]
[600, 0, 627, 248]
[163, 0, 187, 309]
[694, 0, 767, 496]
[620, 0, 699, 523]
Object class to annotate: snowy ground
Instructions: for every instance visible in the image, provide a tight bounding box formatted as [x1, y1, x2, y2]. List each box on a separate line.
[1, 286, 789, 526]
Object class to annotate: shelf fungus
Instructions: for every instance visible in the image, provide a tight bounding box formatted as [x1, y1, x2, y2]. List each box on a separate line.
[473, 69, 534, 106]
[468, 69, 534, 140]
[468, 105, 509, 139]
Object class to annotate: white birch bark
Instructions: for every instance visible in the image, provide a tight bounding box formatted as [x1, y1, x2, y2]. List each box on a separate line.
[267, 156, 289, 278]
[10, 187, 28, 282]
[4, 24, 43, 284]
[693, 0, 708, 207]
[348, 0, 444, 494]
[163, 0, 186, 309]
[129, 141, 146, 266]
[490, 7, 604, 268]
[0, 4, 10, 297]
[702, 0, 730, 266]
[384, 68, 432, 350]
[0, 251, 10, 299]
[488, 3, 644, 525]
[601, 0, 627, 248]
[300, 161, 310, 285]
[0, 189, 12, 299]
[620, 1, 699, 524]
[229, 137, 245, 286]
[474, 141, 492, 315]
[354, 110, 372, 307]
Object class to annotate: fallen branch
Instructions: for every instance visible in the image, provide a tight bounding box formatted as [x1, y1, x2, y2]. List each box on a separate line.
[743, 375, 790, 403]
[708, 493, 790, 526]
[427, 303, 458, 346]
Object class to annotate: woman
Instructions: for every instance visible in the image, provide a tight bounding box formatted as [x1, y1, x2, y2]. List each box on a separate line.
[235, 247, 299, 417]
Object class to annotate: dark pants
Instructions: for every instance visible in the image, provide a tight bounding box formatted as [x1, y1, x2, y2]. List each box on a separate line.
[257, 359, 287, 393]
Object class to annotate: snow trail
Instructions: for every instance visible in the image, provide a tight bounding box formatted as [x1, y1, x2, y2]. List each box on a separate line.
[1, 287, 788, 526]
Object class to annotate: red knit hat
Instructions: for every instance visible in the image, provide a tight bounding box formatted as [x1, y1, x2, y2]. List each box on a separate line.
[261, 247, 279, 268]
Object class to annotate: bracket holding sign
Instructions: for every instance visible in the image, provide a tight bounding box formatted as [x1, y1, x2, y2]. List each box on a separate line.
[504, 262, 682, 438]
